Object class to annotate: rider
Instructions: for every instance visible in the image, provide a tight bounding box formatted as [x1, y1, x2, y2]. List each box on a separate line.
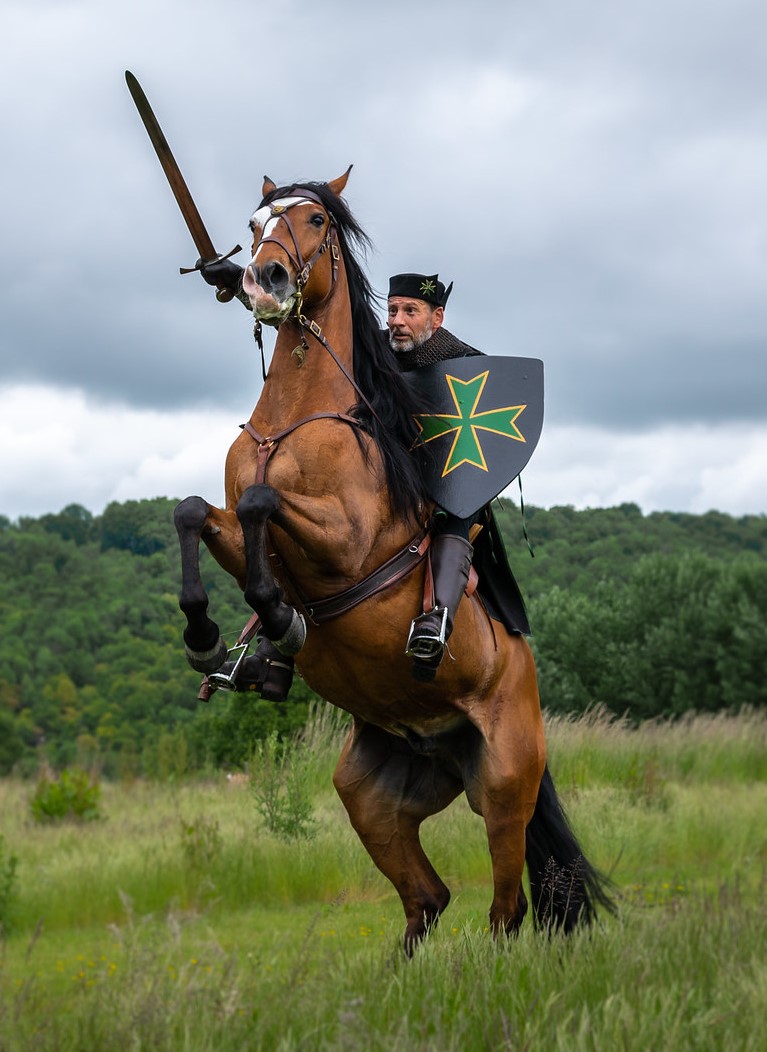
[385, 273, 480, 674]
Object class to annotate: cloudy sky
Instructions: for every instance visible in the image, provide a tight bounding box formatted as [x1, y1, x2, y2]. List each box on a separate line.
[2, 0, 765, 520]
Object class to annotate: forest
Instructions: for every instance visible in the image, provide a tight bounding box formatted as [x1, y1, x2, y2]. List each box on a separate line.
[0, 497, 765, 777]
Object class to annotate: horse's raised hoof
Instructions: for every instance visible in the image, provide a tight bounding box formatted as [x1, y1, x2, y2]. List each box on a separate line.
[184, 637, 229, 673]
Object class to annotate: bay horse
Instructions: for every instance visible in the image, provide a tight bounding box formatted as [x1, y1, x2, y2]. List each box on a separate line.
[174, 168, 613, 951]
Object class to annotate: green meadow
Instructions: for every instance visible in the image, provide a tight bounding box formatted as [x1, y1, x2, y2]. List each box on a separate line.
[1, 707, 765, 1051]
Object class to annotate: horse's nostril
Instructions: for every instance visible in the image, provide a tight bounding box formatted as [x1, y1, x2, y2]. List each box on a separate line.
[262, 261, 289, 292]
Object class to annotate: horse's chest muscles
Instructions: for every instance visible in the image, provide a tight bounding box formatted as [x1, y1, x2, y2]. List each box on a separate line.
[260, 424, 377, 493]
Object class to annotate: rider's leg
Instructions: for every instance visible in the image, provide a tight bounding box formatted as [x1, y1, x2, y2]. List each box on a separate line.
[250, 638, 295, 702]
[406, 512, 474, 669]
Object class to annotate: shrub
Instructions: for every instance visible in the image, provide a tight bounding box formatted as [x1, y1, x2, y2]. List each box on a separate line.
[30, 767, 102, 824]
[250, 731, 316, 841]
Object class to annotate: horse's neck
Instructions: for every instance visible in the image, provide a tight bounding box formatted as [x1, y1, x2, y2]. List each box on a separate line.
[253, 283, 356, 430]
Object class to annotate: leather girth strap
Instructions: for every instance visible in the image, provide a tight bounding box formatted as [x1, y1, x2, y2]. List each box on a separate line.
[303, 528, 431, 624]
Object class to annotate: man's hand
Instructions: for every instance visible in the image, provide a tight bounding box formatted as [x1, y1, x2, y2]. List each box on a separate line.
[199, 257, 244, 293]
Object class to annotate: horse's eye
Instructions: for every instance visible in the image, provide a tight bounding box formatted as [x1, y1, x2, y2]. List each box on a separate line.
[310, 213, 325, 228]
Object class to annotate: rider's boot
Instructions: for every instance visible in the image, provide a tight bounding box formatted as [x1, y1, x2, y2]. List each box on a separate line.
[406, 534, 473, 680]
[253, 638, 296, 702]
[209, 638, 295, 701]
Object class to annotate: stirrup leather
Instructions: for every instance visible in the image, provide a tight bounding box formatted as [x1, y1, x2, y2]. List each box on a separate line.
[406, 607, 449, 660]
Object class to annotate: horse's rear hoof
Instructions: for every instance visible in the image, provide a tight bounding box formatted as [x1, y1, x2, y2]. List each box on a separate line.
[184, 637, 228, 673]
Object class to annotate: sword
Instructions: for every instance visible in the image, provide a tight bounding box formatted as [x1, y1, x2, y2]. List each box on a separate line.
[125, 71, 241, 303]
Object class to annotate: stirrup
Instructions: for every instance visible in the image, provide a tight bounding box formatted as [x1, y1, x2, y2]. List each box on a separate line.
[207, 642, 249, 693]
[406, 607, 448, 661]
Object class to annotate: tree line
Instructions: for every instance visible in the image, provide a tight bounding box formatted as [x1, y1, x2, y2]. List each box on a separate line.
[0, 498, 764, 776]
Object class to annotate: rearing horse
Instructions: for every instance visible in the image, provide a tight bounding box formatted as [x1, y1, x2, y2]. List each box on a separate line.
[174, 169, 613, 951]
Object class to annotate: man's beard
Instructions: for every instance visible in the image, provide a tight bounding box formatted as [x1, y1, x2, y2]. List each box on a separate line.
[389, 319, 433, 354]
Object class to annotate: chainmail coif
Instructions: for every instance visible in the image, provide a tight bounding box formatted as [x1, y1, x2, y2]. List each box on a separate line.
[393, 326, 483, 370]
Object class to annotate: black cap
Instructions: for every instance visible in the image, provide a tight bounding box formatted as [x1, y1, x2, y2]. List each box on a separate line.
[388, 273, 453, 308]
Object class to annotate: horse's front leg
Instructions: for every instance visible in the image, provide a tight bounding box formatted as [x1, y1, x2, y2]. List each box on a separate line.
[174, 495, 237, 672]
[235, 484, 307, 655]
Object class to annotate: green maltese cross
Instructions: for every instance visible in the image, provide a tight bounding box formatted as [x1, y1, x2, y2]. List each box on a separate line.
[414, 370, 527, 476]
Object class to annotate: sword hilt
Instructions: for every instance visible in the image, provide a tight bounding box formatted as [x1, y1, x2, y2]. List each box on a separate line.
[180, 244, 243, 304]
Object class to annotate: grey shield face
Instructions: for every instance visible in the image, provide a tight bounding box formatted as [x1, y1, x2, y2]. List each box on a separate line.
[406, 357, 544, 518]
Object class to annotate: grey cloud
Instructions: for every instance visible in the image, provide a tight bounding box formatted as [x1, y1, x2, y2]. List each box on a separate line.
[2, 0, 767, 431]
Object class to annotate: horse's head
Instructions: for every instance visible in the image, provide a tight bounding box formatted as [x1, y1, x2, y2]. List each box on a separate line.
[242, 168, 352, 324]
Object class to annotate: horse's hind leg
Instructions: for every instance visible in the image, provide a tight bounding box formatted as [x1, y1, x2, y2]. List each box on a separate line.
[333, 720, 463, 954]
[463, 646, 546, 937]
[478, 780, 536, 937]
[235, 484, 306, 654]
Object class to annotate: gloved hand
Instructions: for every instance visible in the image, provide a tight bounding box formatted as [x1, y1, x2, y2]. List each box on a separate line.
[199, 257, 244, 292]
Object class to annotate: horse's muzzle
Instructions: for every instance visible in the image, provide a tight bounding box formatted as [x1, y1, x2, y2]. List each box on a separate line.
[243, 262, 297, 322]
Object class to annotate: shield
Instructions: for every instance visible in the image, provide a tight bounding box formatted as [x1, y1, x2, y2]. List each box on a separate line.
[404, 356, 544, 518]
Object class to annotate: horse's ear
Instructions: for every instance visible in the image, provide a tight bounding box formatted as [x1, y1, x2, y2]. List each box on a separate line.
[262, 175, 277, 196]
[326, 165, 353, 197]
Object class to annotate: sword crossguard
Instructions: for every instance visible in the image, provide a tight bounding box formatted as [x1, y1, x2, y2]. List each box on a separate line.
[180, 244, 243, 303]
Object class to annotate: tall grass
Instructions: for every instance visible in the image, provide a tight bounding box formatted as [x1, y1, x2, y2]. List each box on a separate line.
[0, 708, 765, 1050]
[545, 705, 767, 788]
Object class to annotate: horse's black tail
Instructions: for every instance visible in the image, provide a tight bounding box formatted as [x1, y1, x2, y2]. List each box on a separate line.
[525, 764, 616, 932]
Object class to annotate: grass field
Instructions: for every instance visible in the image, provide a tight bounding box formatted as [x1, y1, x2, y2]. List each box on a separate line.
[1, 708, 765, 1050]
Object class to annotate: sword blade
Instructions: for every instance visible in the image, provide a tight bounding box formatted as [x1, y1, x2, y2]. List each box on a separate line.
[125, 70, 218, 264]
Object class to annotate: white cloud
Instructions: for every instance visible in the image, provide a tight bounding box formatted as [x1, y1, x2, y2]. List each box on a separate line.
[2, 384, 764, 521]
[518, 422, 767, 516]
[0, 384, 236, 519]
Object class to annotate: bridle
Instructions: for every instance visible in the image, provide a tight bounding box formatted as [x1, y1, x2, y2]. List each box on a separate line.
[250, 189, 341, 309]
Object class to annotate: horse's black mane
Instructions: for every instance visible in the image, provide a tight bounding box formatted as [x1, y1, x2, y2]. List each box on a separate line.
[260, 180, 430, 523]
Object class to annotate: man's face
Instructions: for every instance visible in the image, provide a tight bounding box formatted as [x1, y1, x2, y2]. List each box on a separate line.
[387, 297, 443, 352]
